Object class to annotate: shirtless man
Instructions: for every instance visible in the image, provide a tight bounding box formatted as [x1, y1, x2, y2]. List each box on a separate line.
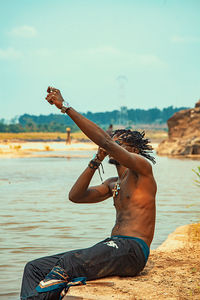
[20, 87, 157, 300]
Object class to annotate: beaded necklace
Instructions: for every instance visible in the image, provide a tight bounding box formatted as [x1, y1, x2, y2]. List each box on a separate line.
[112, 169, 128, 198]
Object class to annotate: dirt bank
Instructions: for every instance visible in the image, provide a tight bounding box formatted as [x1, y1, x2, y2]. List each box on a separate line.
[64, 224, 200, 300]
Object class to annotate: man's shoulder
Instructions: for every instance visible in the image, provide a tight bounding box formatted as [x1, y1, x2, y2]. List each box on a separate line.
[129, 153, 153, 176]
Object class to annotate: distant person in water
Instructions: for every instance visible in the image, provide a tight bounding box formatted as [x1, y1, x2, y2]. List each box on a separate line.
[20, 87, 157, 299]
[106, 124, 113, 136]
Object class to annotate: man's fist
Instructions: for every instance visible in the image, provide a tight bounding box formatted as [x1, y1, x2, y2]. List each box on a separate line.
[96, 147, 108, 161]
[46, 87, 64, 109]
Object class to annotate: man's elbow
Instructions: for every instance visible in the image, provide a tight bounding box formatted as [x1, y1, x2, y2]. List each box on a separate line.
[68, 192, 79, 203]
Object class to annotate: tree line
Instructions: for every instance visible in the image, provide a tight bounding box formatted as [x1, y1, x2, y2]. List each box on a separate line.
[0, 105, 188, 133]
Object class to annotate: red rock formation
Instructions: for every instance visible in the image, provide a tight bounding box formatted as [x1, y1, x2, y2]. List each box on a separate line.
[157, 100, 200, 156]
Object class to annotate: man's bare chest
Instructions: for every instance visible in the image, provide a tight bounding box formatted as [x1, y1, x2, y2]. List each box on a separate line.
[111, 173, 138, 208]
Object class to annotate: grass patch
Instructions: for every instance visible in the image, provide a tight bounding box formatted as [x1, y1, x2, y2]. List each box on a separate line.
[142, 130, 167, 141]
[0, 130, 167, 142]
[0, 131, 89, 141]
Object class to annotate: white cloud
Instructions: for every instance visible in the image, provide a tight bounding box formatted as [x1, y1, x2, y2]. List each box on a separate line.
[10, 25, 37, 38]
[171, 35, 200, 43]
[87, 46, 121, 56]
[78, 46, 166, 68]
[0, 47, 22, 59]
[136, 54, 167, 67]
[34, 48, 54, 57]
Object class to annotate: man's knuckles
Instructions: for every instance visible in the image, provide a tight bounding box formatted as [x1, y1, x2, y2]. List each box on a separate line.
[46, 87, 61, 106]
[45, 98, 53, 105]
[46, 93, 57, 100]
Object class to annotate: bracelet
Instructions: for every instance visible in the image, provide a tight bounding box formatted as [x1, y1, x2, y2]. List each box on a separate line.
[88, 155, 105, 182]
[92, 154, 102, 164]
[61, 100, 71, 113]
[88, 159, 101, 170]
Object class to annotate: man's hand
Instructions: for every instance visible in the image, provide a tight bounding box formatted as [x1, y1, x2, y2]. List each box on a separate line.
[96, 147, 108, 161]
[46, 87, 64, 109]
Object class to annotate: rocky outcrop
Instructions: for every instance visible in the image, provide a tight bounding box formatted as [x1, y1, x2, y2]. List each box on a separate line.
[157, 100, 200, 156]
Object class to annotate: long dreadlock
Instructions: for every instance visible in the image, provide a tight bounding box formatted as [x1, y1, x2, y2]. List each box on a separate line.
[111, 129, 156, 164]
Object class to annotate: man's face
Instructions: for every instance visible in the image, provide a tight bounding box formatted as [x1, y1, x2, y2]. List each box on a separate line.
[108, 135, 139, 165]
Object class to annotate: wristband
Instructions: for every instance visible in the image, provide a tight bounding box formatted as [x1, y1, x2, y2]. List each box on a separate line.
[88, 155, 105, 183]
[88, 159, 101, 170]
[61, 100, 71, 113]
[92, 154, 102, 164]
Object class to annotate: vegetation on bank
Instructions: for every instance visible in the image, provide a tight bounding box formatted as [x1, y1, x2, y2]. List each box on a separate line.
[0, 105, 188, 133]
[193, 166, 200, 187]
[0, 131, 88, 141]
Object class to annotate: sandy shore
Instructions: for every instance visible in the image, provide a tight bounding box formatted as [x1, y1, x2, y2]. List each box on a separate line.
[64, 223, 200, 299]
[0, 141, 98, 158]
[0, 141, 159, 158]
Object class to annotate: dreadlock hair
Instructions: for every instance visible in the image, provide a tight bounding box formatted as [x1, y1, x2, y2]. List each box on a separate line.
[111, 129, 156, 164]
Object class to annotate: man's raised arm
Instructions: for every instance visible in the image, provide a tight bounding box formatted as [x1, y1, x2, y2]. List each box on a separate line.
[46, 87, 112, 149]
[45, 87, 152, 175]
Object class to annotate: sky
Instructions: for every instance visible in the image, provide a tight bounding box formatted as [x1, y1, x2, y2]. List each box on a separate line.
[0, 0, 200, 121]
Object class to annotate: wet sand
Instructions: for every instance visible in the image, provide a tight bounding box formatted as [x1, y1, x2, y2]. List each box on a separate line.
[0, 141, 98, 158]
[0, 141, 158, 159]
[64, 223, 200, 299]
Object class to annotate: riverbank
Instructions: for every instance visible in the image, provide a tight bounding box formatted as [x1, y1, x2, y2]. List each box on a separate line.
[0, 141, 159, 158]
[0, 130, 167, 143]
[64, 223, 200, 300]
[0, 141, 98, 158]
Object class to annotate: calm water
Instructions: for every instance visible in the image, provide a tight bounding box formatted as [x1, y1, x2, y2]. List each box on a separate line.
[0, 151, 200, 299]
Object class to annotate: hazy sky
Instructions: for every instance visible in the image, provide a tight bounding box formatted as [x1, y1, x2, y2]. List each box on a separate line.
[0, 0, 200, 120]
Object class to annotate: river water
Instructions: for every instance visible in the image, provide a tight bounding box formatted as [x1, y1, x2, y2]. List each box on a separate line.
[0, 151, 199, 299]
